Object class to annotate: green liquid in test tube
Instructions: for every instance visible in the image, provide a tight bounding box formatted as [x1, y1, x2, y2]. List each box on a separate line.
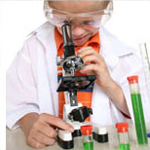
[83, 141, 93, 150]
[119, 143, 130, 150]
[127, 76, 148, 145]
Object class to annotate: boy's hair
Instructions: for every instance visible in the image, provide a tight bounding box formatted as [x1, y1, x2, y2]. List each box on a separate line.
[47, 0, 113, 10]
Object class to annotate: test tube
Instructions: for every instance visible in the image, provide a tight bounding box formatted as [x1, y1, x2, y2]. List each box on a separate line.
[139, 43, 150, 137]
[127, 75, 148, 145]
[116, 122, 130, 150]
[81, 125, 93, 150]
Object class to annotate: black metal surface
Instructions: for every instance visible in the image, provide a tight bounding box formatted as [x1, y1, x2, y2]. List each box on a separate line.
[62, 56, 83, 73]
[68, 106, 93, 122]
[72, 129, 82, 137]
[69, 90, 78, 106]
[57, 75, 96, 92]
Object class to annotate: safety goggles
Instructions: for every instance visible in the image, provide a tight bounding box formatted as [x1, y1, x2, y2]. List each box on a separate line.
[44, 1, 113, 29]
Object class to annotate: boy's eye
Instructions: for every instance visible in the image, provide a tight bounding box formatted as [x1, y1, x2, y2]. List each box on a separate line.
[83, 21, 95, 26]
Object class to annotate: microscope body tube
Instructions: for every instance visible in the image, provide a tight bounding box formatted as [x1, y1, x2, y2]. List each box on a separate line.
[62, 24, 75, 58]
[127, 76, 148, 145]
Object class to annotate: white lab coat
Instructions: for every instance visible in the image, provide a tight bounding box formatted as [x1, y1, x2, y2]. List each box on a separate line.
[6, 22, 150, 129]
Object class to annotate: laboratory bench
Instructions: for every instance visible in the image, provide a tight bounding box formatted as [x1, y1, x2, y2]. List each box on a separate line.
[6, 125, 150, 150]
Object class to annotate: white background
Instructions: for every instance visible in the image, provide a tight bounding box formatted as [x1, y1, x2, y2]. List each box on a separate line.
[0, 0, 150, 149]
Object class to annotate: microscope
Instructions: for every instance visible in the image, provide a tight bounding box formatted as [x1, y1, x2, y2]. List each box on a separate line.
[57, 23, 96, 149]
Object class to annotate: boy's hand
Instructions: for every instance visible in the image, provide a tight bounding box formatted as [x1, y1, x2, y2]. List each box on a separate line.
[77, 47, 130, 116]
[20, 113, 74, 149]
[78, 46, 114, 90]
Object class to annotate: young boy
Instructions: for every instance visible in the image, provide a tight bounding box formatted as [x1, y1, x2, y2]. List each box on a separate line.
[6, 0, 150, 148]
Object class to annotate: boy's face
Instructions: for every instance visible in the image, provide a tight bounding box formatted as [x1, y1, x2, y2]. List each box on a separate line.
[49, 1, 108, 46]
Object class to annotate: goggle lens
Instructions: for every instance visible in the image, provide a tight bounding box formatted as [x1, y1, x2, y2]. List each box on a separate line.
[44, 1, 113, 28]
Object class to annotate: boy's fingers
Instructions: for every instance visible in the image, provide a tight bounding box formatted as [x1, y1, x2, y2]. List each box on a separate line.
[34, 120, 57, 138]
[32, 131, 56, 146]
[82, 55, 100, 64]
[40, 114, 74, 132]
[27, 136, 46, 149]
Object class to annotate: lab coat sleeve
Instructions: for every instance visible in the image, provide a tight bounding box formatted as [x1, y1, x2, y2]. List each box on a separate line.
[6, 40, 39, 130]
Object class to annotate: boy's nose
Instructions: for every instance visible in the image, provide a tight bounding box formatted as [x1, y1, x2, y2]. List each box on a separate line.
[71, 25, 85, 38]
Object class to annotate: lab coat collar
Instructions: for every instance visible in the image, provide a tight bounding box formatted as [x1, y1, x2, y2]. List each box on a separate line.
[100, 27, 136, 57]
[27, 22, 55, 52]
[99, 27, 137, 70]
